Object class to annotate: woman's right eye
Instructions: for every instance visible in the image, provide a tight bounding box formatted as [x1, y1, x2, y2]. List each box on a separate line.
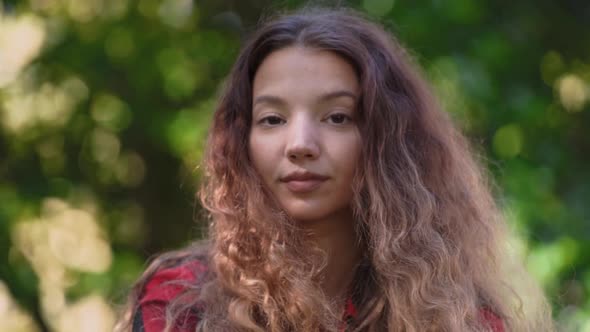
[259, 115, 285, 126]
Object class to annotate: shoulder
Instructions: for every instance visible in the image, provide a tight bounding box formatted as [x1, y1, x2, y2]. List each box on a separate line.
[479, 308, 505, 332]
[140, 258, 208, 304]
[133, 257, 209, 332]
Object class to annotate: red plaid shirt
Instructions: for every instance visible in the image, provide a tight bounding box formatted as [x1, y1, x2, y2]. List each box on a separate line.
[133, 261, 504, 332]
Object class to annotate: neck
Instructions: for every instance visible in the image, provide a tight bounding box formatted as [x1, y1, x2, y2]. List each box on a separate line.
[301, 207, 362, 303]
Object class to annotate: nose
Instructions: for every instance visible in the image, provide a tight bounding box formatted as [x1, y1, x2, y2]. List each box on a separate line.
[285, 115, 320, 161]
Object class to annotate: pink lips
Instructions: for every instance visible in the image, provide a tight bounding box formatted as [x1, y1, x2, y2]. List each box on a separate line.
[280, 171, 329, 193]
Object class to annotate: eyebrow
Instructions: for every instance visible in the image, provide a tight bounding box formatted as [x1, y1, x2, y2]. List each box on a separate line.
[252, 90, 358, 108]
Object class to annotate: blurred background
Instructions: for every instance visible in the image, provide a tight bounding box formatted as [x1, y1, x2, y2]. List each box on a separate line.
[0, 0, 588, 331]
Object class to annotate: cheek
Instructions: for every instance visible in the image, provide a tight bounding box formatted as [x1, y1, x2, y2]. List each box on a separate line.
[333, 133, 361, 177]
[248, 133, 278, 183]
[324, 133, 360, 207]
[248, 136, 263, 172]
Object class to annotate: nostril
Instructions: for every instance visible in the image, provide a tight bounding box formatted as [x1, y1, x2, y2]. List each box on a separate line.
[288, 152, 315, 160]
[286, 143, 319, 160]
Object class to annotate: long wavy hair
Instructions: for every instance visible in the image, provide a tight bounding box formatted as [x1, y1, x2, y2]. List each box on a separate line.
[119, 7, 554, 332]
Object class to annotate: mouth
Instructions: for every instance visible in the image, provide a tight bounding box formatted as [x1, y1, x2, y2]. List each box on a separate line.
[280, 171, 329, 193]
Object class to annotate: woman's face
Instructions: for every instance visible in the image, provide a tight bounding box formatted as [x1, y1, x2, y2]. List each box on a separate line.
[249, 46, 361, 222]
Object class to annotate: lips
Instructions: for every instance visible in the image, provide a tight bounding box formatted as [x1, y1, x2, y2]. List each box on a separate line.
[280, 171, 329, 193]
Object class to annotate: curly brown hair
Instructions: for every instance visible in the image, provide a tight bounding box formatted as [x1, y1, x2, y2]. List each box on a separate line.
[118, 7, 554, 332]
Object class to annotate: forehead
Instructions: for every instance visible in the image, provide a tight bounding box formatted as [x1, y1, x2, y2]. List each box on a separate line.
[252, 46, 359, 101]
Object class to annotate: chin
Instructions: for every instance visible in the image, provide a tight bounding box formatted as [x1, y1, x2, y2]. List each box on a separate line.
[283, 203, 330, 223]
[277, 193, 353, 223]
[285, 210, 324, 223]
[283, 201, 346, 224]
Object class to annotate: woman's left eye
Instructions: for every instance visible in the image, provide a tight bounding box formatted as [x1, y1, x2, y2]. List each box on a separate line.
[326, 113, 352, 124]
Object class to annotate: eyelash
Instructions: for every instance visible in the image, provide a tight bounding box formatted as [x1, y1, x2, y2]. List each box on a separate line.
[326, 113, 353, 124]
[257, 112, 353, 126]
[258, 115, 285, 126]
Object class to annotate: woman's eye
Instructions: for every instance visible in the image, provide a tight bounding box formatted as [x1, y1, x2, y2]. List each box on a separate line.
[326, 113, 352, 124]
[259, 115, 285, 126]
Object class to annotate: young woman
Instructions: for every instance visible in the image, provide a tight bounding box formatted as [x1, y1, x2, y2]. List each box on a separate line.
[118, 7, 554, 332]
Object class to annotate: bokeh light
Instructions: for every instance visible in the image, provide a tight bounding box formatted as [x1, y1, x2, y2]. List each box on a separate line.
[11, 198, 114, 331]
[493, 123, 524, 159]
[0, 13, 45, 88]
[0, 281, 40, 332]
[557, 73, 588, 112]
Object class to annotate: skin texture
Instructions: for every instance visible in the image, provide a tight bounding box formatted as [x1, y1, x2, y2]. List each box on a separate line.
[249, 46, 361, 224]
[249, 46, 363, 301]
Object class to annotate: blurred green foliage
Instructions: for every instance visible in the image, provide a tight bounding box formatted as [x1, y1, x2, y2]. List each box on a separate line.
[0, 0, 589, 331]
